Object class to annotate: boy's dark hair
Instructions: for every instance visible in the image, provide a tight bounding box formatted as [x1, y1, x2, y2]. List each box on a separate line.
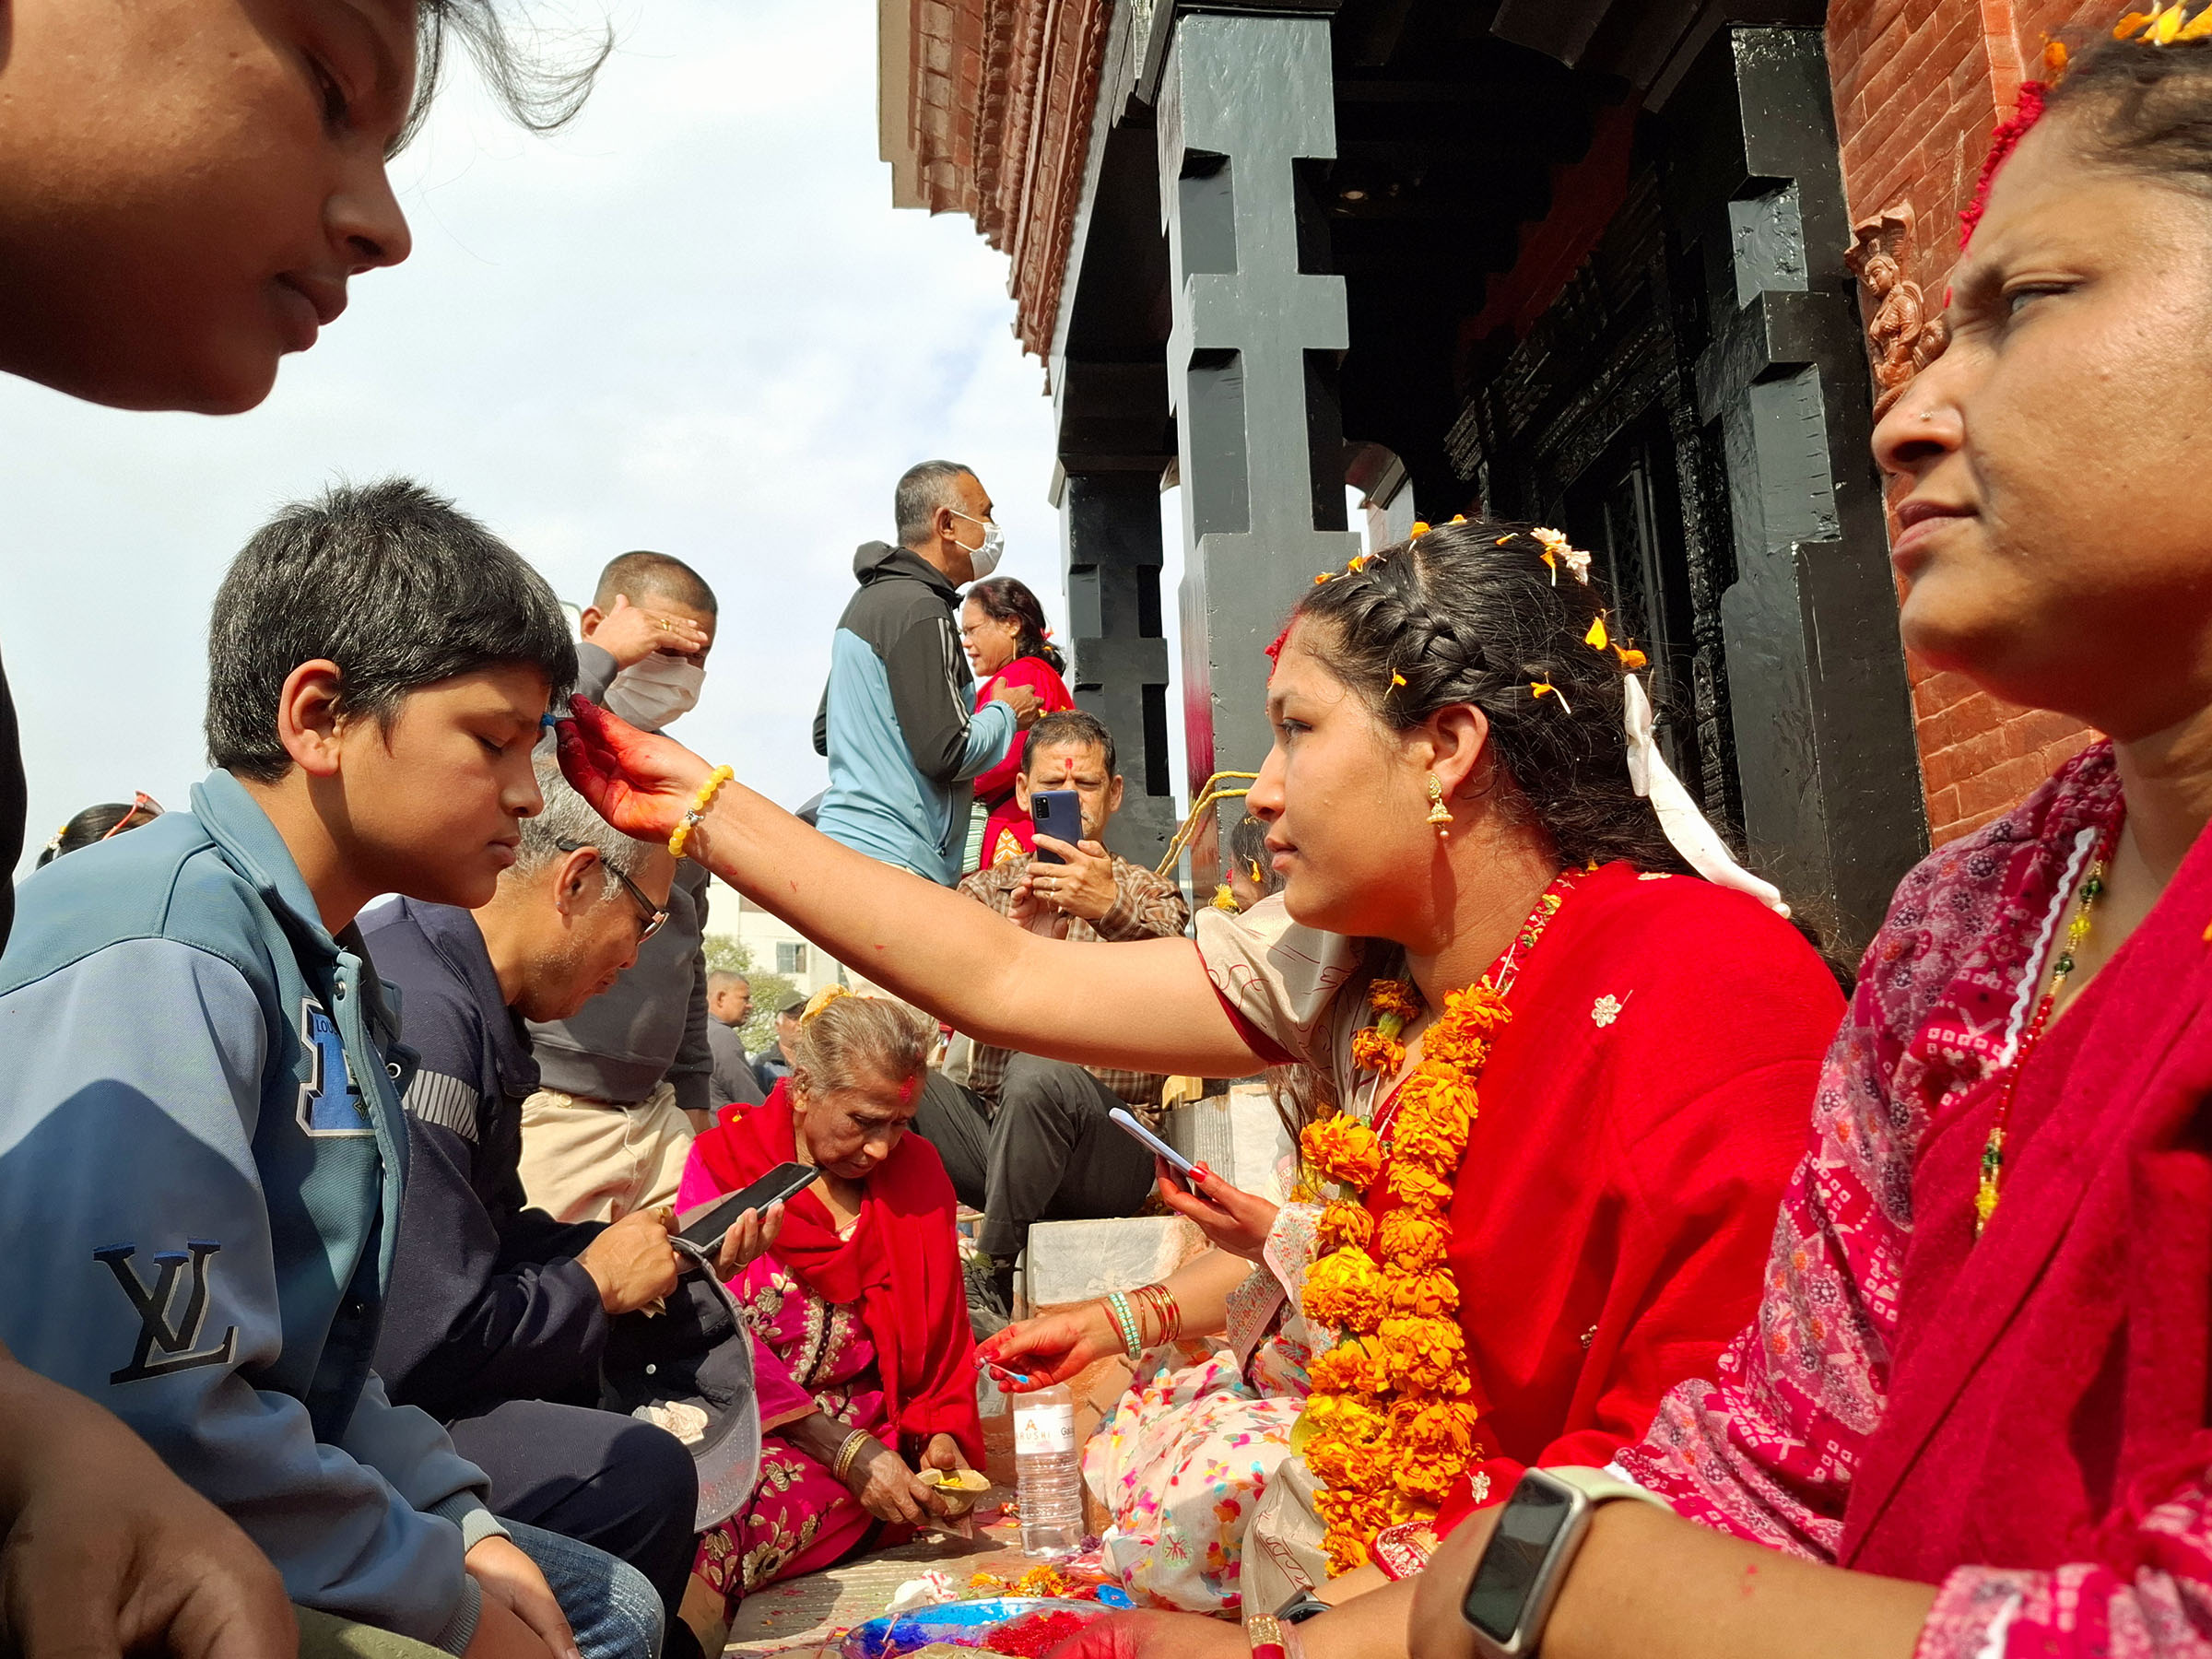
[593, 549, 718, 617]
[1021, 710, 1117, 779]
[206, 478, 578, 783]
[406, 3, 612, 147]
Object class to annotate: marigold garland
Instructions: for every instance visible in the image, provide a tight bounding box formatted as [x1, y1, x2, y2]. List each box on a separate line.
[1294, 873, 1577, 1573]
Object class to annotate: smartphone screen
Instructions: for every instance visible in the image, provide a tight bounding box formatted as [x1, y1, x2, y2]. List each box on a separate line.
[676, 1160, 817, 1249]
[1030, 789, 1082, 865]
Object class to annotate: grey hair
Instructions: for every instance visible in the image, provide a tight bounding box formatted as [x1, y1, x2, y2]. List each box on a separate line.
[515, 748, 652, 896]
[894, 461, 974, 549]
[788, 994, 932, 1100]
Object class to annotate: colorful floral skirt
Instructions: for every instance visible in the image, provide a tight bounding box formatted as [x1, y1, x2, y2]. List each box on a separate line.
[694, 1431, 878, 1615]
[1086, 1348, 1306, 1615]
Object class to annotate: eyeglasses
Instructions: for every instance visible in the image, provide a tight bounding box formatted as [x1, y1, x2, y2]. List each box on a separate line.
[554, 837, 668, 942]
[100, 793, 163, 841]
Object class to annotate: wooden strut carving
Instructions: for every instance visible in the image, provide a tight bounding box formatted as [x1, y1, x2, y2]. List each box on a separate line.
[1846, 203, 1948, 419]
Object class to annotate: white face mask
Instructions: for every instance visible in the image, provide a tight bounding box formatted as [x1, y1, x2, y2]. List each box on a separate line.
[948, 509, 1005, 582]
[604, 652, 704, 730]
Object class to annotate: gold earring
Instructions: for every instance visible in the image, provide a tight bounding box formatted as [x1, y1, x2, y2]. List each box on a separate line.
[1426, 772, 1452, 835]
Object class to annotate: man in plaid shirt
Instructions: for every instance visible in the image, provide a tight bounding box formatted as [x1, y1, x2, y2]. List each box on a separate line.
[912, 712, 1191, 1268]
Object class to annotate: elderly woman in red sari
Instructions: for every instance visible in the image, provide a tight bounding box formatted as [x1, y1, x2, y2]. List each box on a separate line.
[679, 990, 981, 1613]
[553, 504, 1853, 1614]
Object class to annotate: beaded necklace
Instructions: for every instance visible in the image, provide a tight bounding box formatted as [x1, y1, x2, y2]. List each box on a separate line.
[1974, 823, 2118, 1239]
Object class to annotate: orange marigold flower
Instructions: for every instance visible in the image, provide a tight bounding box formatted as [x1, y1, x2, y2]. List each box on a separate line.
[1304, 1245, 1389, 1334]
[1389, 1117, 1464, 1175]
[1301, 1114, 1383, 1188]
[1387, 1268, 1461, 1317]
[1350, 1028, 1406, 1077]
[1317, 1201, 1375, 1253]
[1385, 1160, 1453, 1208]
[1392, 1457, 1461, 1505]
[1377, 1314, 1467, 1392]
[1389, 1396, 1480, 1460]
[1393, 1082, 1475, 1147]
[1369, 979, 1419, 1022]
[1307, 1340, 1388, 1396]
[1376, 1208, 1449, 1271]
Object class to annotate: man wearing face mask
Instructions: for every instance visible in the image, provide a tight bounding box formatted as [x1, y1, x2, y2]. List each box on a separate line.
[813, 461, 1042, 885]
[518, 551, 725, 1223]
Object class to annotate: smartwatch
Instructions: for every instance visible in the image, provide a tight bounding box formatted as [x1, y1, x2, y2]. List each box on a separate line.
[1459, 1466, 1670, 1658]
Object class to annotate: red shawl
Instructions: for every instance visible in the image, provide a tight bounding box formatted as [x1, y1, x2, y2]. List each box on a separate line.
[690, 1084, 982, 1466]
[1841, 767, 2212, 1587]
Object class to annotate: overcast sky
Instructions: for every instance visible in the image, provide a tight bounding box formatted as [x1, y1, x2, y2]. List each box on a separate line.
[3, 0, 1173, 875]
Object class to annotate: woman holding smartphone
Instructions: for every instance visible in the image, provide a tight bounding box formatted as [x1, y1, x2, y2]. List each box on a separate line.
[556, 522, 1844, 1612]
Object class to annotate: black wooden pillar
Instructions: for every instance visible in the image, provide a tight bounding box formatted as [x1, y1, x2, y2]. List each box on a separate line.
[1671, 26, 1925, 950]
[1056, 463, 1177, 865]
[1155, 1, 1358, 884]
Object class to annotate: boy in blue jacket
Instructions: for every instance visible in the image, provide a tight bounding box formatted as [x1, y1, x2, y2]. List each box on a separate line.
[0, 479, 660, 1659]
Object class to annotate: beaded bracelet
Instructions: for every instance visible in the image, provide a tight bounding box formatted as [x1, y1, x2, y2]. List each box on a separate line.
[831, 1428, 873, 1483]
[668, 764, 735, 860]
[1103, 1289, 1145, 1362]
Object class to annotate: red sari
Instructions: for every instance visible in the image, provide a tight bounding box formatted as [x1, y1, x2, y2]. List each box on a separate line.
[1622, 745, 2212, 1659]
[680, 1086, 981, 1602]
[970, 654, 1074, 870]
[1197, 861, 1846, 1559]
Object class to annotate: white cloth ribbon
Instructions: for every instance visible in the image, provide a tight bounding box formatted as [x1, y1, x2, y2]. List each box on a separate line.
[1622, 675, 1790, 916]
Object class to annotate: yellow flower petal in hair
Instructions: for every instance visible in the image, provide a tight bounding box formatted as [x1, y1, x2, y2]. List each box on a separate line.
[2116, 7, 2159, 38]
[1347, 554, 1371, 573]
[1409, 521, 1432, 539]
[1314, 571, 1335, 585]
[2158, 3, 2189, 40]
[1530, 680, 1571, 714]
[1615, 644, 1649, 671]
[2179, 5, 2212, 39]
[1585, 616, 1610, 651]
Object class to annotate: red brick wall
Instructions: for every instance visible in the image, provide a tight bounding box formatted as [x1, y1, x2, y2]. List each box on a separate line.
[1825, 0, 2104, 842]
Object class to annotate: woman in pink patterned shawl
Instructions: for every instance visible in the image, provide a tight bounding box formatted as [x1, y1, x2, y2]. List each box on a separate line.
[1046, 23, 2212, 1659]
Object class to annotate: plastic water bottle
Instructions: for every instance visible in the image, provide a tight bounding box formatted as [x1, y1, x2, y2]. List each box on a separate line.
[1013, 1382, 1083, 1558]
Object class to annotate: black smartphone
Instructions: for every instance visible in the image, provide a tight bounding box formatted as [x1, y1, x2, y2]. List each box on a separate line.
[1030, 789, 1083, 864]
[675, 1161, 818, 1250]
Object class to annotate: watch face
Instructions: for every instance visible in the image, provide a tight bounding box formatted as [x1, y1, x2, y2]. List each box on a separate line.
[1462, 1479, 1575, 1641]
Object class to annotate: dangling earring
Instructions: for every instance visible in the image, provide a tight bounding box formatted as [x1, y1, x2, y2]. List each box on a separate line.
[1426, 772, 1453, 837]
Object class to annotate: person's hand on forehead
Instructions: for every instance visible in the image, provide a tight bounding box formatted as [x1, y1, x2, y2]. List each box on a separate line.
[586, 593, 712, 670]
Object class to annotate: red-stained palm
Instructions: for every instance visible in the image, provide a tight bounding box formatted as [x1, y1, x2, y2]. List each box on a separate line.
[554, 695, 711, 841]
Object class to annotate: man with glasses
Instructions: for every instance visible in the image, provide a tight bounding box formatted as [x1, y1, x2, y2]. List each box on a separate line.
[359, 754, 711, 1653]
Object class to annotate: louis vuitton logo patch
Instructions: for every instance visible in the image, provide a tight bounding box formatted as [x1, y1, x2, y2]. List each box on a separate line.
[94, 1241, 239, 1384]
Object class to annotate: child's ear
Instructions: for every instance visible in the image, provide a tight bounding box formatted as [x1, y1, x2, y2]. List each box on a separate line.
[276, 662, 347, 778]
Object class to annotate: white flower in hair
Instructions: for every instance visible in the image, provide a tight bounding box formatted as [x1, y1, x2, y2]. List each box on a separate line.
[1532, 527, 1593, 585]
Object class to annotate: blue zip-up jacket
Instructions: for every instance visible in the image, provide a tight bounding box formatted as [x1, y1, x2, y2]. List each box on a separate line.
[0, 772, 504, 1652]
[812, 540, 1017, 884]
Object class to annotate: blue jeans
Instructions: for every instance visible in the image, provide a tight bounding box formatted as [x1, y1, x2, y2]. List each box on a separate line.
[505, 1518, 665, 1659]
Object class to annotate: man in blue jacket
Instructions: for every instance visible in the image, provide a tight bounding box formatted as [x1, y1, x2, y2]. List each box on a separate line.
[813, 461, 1041, 884]
[369, 754, 775, 1659]
[0, 480, 660, 1659]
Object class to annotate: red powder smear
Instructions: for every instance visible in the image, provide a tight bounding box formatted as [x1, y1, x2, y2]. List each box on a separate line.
[981, 1609, 1097, 1655]
[1959, 80, 2046, 248]
[1265, 622, 1293, 667]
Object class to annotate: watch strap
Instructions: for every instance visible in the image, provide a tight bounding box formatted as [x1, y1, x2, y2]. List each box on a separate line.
[1542, 1465, 1673, 1513]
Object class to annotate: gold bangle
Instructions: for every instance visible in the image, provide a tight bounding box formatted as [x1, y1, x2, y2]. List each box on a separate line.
[668, 764, 735, 859]
[831, 1428, 873, 1482]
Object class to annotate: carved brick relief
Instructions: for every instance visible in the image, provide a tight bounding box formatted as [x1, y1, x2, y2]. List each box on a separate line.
[1845, 203, 1947, 419]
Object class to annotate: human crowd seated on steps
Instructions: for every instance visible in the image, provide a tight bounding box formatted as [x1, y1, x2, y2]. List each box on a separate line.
[517, 551, 721, 1223]
[364, 750, 784, 1659]
[705, 970, 769, 1107]
[0, 478, 666, 1659]
[814, 459, 1044, 884]
[552, 514, 1846, 1626]
[903, 709, 1193, 1306]
[959, 574, 1077, 871]
[677, 990, 983, 1616]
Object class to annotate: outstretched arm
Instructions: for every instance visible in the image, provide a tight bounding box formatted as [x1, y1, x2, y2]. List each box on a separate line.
[557, 700, 1265, 1078]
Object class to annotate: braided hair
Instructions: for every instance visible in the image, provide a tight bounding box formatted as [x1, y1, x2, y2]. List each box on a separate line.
[1290, 520, 1689, 876]
[966, 577, 1067, 676]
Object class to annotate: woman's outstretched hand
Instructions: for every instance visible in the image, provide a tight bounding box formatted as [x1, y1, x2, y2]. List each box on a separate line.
[1157, 1159, 1277, 1264]
[554, 696, 712, 843]
[976, 1302, 1122, 1391]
